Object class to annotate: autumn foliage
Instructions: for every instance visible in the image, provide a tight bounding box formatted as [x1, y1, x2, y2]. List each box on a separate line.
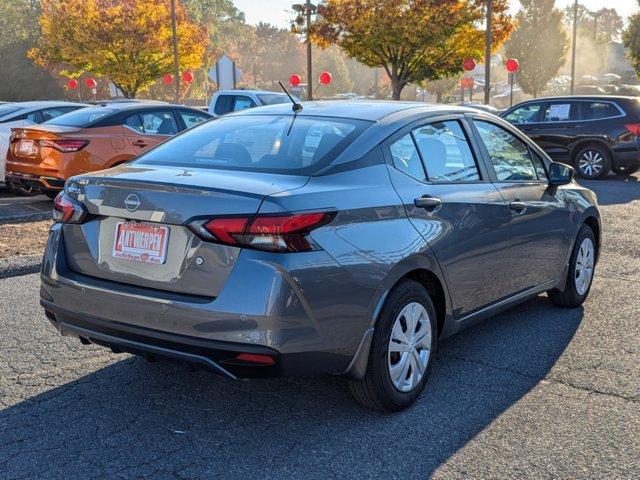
[309, 0, 514, 99]
[29, 0, 208, 98]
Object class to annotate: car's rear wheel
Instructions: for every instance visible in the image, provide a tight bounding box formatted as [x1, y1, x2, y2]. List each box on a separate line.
[611, 165, 640, 176]
[573, 145, 611, 179]
[348, 279, 436, 412]
[548, 224, 596, 308]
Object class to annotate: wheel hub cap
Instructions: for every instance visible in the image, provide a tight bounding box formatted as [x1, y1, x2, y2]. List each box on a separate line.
[575, 237, 595, 296]
[387, 302, 432, 392]
[579, 150, 604, 177]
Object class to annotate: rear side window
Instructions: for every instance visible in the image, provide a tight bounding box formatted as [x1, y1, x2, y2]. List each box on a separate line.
[475, 121, 539, 181]
[389, 133, 426, 181]
[583, 102, 620, 120]
[178, 110, 210, 129]
[213, 95, 232, 115]
[413, 121, 480, 182]
[504, 104, 541, 124]
[541, 102, 578, 122]
[135, 114, 369, 175]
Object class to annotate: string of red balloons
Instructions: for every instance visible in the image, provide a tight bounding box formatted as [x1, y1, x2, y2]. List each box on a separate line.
[66, 71, 196, 90]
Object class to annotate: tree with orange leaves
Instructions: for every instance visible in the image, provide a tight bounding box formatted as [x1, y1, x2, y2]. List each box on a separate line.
[305, 0, 514, 99]
[29, 0, 208, 98]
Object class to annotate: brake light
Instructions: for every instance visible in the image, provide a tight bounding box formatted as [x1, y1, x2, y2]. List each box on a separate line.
[235, 353, 275, 365]
[189, 211, 336, 252]
[624, 124, 640, 136]
[40, 139, 89, 152]
[53, 193, 88, 224]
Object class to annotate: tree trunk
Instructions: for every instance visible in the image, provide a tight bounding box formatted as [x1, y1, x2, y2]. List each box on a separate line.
[391, 76, 404, 100]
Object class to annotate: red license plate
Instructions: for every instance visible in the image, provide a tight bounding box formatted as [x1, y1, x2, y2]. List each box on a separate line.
[113, 222, 169, 264]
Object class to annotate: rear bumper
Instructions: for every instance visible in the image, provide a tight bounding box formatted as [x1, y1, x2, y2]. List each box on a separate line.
[5, 172, 65, 191]
[40, 223, 376, 378]
[611, 147, 640, 169]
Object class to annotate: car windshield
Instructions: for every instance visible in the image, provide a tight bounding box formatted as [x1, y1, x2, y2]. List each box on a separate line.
[135, 114, 370, 175]
[0, 105, 23, 120]
[256, 94, 295, 105]
[43, 107, 112, 127]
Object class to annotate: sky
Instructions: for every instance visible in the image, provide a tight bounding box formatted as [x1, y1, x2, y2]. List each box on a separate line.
[232, 0, 638, 29]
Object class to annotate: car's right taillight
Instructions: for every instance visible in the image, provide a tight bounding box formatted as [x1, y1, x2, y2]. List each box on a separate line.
[40, 139, 89, 153]
[189, 211, 336, 252]
[624, 124, 640, 136]
[53, 192, 89, 224]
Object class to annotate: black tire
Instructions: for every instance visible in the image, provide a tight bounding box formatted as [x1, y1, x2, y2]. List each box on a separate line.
[548, 224, 596, 308]
[611, 165, 640, 176]
[348, 279, 437, 413]
[44, 190, 60, 199]
[573, 144, 611, 179]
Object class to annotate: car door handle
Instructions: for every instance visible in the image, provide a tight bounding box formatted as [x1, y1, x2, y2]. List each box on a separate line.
[132, 140, 148, 148]
[414, 196, 442, 211]
[510, 201, 527, 213]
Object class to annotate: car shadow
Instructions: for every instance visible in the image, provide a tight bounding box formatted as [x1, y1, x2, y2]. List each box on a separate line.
[579, 174, 640, 206]
[1, 296, 582, 478]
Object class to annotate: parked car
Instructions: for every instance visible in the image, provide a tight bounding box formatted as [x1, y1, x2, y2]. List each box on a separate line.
[6, 102, 211, 198]
[457, 102, 499, 114]
[501, 95, 640, 178]
[0, 101, 88, 194]
[42, 101, 601, 412]
[573, 85, 606, 95]
[208, 89, 300, 117]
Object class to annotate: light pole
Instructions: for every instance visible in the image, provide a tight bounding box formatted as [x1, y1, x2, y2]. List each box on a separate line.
[170, 0, 180, 103]
[570, 0, 578, 95]
[293, 1, 317, 100]
[484, 0, 492, 105]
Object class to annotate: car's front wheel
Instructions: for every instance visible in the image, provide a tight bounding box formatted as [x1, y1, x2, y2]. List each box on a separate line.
[548, 224, 596, 308]
[574, 145, 611, 179]
[348, 279, 436, 412]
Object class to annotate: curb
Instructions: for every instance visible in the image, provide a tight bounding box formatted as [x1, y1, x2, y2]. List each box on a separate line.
[0, 255, 42, 279]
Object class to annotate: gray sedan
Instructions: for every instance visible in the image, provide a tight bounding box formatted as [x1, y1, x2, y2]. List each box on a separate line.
[41, 101, 600, 412]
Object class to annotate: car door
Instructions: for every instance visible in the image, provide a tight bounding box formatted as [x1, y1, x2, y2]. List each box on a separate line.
[471, 117, 572, 293]
[123, 110, 179, 154]
[526, 100, 580, 162]
[385, 115, 513, 318]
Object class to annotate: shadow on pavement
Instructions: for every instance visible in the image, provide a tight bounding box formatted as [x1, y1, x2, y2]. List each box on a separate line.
[0, 296, 582, 479]
[580, 174, 640, 206]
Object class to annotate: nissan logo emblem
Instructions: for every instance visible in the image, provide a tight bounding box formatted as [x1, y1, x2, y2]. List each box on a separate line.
[124, 194, 141, 212]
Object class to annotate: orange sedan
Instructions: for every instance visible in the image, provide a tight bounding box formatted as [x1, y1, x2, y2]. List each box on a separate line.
[6, 102, 211, 198]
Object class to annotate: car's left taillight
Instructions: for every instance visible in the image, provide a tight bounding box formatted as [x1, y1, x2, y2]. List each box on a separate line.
[189, 211, 336, 253]
[53, 193, 89, 224]
[40, 139, 89, 153]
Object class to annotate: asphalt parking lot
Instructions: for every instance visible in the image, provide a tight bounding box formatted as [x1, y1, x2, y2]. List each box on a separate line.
[0, 176, 639, 479]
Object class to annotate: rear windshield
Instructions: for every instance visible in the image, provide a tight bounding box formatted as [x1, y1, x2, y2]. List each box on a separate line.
[135, 114, 371, 175]
[0, 105, 23, 120]
[43, 107, 112, 127]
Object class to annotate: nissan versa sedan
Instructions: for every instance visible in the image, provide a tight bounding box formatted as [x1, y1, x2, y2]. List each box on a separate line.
[6, 102, 211, 197]
[41, 101, 601, 412]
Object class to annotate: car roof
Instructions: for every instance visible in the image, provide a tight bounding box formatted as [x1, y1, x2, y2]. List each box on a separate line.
[214, 90, 288, 96]
[235, 100, 475, 122]
[8, 100, 88, 110]
[88, 102, 201, 112]
[513, 95, 638, 104]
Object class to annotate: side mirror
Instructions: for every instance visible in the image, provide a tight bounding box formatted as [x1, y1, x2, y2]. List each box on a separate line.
[548, 162, 574, 186]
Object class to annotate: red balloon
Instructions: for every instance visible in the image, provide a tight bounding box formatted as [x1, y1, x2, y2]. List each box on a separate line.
[505, 58, 520, 73]
[182, 71, 194, 83]
[163, 73, 174, 85]
[319, 71, 332, 85]
[67, 79, 78, 90]
[462, 58, 476, 71]
[289, 74, 301, 87]
[84, 77, 97, 89]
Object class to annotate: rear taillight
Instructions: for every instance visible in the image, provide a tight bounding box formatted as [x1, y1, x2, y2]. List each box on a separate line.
[40, 139, 89, 153]
[624, 124, 640, 136]
[189, 211, 336, 253]
[53, 193, 89, 224]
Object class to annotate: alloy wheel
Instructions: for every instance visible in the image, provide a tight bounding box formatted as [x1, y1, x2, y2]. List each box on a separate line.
[578, 150, 604, 178]
[575, 237, 595, 296]
[387, 302, 432, 392]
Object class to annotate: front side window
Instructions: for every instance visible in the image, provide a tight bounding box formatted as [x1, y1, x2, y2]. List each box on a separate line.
[135, 115, 369, 175]
[504, 104, 541, 124]
[178, 110, 210, 129]
[413, 121, 480, 182]
[389, 133, 426, 181]
[583, 102, 620, 120]
[541, 102, 578, 122]
[475, 121, 538, 181]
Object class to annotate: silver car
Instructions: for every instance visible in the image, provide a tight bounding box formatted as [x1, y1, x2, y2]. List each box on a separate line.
[41, 101, 601, 412]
